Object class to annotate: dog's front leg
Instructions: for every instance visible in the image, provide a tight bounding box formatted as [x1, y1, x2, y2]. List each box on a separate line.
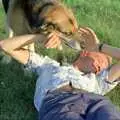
[8, 27, 14, 38]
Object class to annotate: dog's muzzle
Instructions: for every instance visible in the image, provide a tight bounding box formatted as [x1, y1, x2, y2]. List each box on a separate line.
[58, 34, 81, 51]
[32, 23, 83, 51]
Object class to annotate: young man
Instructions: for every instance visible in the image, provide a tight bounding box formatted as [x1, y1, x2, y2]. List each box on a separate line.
[0, 28, 120, 119]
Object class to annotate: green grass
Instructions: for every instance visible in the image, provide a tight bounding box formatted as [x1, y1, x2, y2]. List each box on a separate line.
[0, 7, 6, 39]
[65, 0, 120, 47]
[0, 0, 120, 119]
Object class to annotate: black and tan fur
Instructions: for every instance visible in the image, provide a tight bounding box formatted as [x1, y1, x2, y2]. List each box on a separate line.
[3, 0, 81, 51]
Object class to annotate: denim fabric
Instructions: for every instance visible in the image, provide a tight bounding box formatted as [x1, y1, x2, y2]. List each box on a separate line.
[39, 90, 120, 120]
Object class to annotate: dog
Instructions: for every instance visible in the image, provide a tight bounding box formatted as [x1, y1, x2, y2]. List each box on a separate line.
[2, 0, 82, 51]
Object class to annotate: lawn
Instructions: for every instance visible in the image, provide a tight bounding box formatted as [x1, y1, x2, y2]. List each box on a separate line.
[0, 0, 120, 119]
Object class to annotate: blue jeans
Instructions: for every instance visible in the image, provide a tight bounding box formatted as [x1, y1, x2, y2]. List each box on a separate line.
[38, 90, 120, 120]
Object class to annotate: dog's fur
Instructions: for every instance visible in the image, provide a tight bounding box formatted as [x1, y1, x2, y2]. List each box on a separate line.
[3, 0, 80, 51]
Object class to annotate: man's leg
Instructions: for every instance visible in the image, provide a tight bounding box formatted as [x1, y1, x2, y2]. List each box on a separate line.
[38, 90, 120, 120]
[86, 96, 120, 120]
[38, 90, 86, 120]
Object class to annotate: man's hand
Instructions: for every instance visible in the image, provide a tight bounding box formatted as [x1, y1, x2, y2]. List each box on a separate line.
[44, 27, 99, 50]
[45, 32, 61, 49]
[78, 27, 99, 51]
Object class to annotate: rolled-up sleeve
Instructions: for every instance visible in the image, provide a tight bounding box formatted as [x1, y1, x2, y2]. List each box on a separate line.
[25, 51, 60, 74]
[25, 52, 44, 72]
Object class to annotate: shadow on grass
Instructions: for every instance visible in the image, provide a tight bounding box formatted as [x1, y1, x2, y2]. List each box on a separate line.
[0, 53, 37, 120]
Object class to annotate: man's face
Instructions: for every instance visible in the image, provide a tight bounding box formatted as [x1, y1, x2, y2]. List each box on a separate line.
[73, 56, 96, 74]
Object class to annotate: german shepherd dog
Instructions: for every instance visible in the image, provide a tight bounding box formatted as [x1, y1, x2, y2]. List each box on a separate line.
[2, 0, 83, 51]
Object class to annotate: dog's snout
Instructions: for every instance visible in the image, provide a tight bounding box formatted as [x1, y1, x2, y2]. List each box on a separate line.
[69, 31, 85, 50]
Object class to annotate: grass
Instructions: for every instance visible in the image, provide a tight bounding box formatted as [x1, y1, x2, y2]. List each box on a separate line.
[0, 7, 6, 39]
[0, 0, 120, 119]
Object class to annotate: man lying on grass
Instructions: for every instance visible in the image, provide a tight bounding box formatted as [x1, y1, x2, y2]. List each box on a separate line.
[0, 28, 120, 120]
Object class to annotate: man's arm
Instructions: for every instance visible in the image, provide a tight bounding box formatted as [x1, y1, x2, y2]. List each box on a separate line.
[100, 44, 120, 60]
[0, 34, 46, 64]
[99, 44, 120, 82]
[78, 27, 120, 82]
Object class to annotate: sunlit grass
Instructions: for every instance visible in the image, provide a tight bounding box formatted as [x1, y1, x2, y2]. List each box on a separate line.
[0, 0, 120, 119]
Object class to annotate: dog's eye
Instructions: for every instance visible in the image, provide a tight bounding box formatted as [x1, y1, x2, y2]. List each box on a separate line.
[40, 24, 48, 30]
[47, 24, 55, 31]
[64, 32, 73, 36]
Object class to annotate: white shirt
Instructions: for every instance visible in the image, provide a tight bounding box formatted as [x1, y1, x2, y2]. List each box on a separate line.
[25, 52, 117, 111]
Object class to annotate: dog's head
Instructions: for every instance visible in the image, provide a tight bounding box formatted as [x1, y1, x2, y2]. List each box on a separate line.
[22, 0, 81, 50]
[33, 3, 78, 34]
[24, 2, 78, 33]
